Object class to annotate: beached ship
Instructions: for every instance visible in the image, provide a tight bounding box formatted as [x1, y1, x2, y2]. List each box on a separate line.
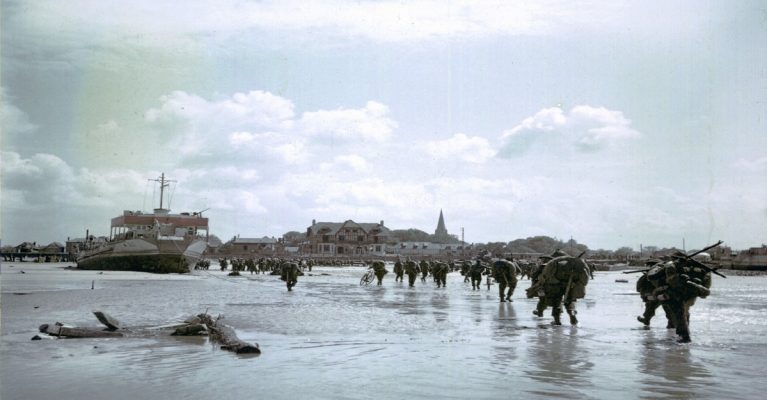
[729, 245, 767, 271]
[76, 174, 209, 273]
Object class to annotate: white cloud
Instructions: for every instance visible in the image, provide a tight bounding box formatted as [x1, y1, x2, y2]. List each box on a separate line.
[1, 87, 37, 149]
[144, 91, 395, 167]
[299, 101, 397, 143]
[499, 105, 641, 156]
[734, 157, 767, 172]
[425, 133, 496, 163]
[6, 1, 631, 46]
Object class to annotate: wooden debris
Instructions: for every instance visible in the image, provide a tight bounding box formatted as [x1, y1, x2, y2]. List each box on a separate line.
[36, 311, 260, 355]
[197, 313, 261, 354]
[93, 311, 121, 331]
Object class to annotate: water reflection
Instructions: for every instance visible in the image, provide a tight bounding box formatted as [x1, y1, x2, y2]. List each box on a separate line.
[637, 331, 712, 399]
[524, 327, 594, 398]
[490, 304, 519, 371]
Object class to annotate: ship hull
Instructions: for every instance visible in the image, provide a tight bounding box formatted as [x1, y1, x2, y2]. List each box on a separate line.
[77, 238, 207, 274]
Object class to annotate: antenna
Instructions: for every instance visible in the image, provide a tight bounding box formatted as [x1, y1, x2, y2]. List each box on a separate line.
[148, 173, 176, 210]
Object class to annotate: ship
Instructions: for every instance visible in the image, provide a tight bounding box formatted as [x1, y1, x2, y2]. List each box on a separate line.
[728, 245, 767, 271]
[76, 173, 209, 273]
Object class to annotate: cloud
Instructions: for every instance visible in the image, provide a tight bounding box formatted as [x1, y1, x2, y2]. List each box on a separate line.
[144, 92, 395, 164]
[3, 1, 630, 47]
[1, 87, 37, 150]
[299, 101, 397, 143]
[734, 157, 767, 172]
[499, 105, 640, 156]
[425, 133, 496, 163]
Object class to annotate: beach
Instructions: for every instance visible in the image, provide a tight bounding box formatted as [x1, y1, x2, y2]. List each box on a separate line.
[2, 262, 767, 400]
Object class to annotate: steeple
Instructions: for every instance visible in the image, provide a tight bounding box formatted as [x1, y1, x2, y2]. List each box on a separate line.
[434, 209, 449, 242]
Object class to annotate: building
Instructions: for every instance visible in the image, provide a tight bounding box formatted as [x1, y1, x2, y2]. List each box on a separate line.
[224, 236, 279, 256]
[389, 241, 468, 259]
[305, 219, 390, 257]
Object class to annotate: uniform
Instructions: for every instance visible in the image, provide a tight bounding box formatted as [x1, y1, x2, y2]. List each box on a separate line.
[371, 260, 388, 286]
[394, 260, 404, 282]
[281, 262, 300, 291]
[640, 255, 713, 342]
[432, 262, 449, 288]
[531, 252, 590, 325]
[470, 260, 485, 290]
[492, 259, 518, 302]
[404, 260, 420, 287]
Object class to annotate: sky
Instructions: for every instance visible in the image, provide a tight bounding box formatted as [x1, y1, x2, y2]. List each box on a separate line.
[1, 0, 766, 251]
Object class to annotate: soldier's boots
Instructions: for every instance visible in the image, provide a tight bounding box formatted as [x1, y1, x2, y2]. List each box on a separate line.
[505, 295, 513, 302]
[678, 335, 691, 343]
[568, 311, 578, 325]
[533, 309, 542, 317]
[552, 314, 562, 325]
[499, 298, 505, 302]
[637, 316, 650, 326]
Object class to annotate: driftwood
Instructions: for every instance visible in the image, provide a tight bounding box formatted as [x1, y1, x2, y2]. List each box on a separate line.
[35, 310, 260, 355]
[39, 323, 124, 338]
[197, 313, 261, 354]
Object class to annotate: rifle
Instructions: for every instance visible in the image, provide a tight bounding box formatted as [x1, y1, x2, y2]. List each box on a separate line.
[678, 240, 726, 278]
[623, 268, 651, 274]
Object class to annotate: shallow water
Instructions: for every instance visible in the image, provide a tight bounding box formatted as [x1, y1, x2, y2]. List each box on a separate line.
[2, 263, 766, 399]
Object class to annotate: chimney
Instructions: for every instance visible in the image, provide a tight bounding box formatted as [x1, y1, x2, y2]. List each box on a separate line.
[380, 220, 384, 226]
[312, 219, 316, 225]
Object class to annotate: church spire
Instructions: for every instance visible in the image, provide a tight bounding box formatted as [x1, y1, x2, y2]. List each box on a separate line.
[435, 209, 448, 242]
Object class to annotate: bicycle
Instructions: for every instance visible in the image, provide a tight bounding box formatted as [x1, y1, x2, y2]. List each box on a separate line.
[360, 268, 376, 286]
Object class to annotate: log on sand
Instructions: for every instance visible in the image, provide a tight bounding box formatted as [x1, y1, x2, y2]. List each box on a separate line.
[197, 313, 261, 354]
[36, 311, 260, 355]
[39, 323, 124, 338]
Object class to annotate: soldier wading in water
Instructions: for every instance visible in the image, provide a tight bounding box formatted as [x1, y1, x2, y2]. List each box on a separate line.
[629, 241, 723, 343]
[404, 258, 420, 287]
[527, 250, 590, 325]
[371, 260, 389, 286]
[492, 256, 519, 302]
[281, 262, 301, 291]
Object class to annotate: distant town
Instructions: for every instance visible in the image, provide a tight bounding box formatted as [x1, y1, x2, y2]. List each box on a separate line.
[2, 209, 765, 270]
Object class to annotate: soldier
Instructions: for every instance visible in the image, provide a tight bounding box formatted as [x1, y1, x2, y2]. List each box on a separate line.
[419, 260, 430, 282]
[404, 258, 420, 287]
[371, 260, 389, 286]
[492, 257, 519, 302]
[432, 261, 449, 288]
[640, 249, 717, 343]
[393, 258, 405, 282]
[460, 260, 471, 282]
[529, 250, 590, 325]
[281, 262, 301, 291]
[528, 255, 552, 316]
[635, 259, 675, 329]
[470, 258, 486, 290]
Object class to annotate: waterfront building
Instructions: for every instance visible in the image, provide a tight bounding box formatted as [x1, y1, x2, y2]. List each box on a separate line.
[305, 219, 390, 257]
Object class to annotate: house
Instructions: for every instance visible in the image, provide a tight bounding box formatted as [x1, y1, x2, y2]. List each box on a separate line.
[224, 236, 279, 256]
[305, 219, 390, 257]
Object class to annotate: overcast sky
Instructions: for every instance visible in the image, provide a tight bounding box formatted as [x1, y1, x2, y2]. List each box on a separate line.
[2, 0, 766, 250]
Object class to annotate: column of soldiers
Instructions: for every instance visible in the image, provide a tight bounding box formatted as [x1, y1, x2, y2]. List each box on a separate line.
[201, 242, 722, 343]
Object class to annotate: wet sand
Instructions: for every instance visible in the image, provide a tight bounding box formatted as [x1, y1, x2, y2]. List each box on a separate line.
[2, 262, 767, 399]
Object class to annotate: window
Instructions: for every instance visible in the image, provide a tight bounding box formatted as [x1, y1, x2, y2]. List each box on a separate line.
[338, 247, 344, 254]
[376, 245, 381, 252]
[323, 235, 329, 242]
[323, 245, 330, 252]
[339, 235, 345, 241]
[374, 237, 378, 243]
[243, 245, 248, 250]
[357, 236, 364, 242]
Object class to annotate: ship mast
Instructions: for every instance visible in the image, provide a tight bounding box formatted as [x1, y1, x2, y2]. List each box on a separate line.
[150, 173, 176, 212]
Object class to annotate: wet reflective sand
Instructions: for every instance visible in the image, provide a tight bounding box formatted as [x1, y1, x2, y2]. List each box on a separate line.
[2, 263, 766, 399]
